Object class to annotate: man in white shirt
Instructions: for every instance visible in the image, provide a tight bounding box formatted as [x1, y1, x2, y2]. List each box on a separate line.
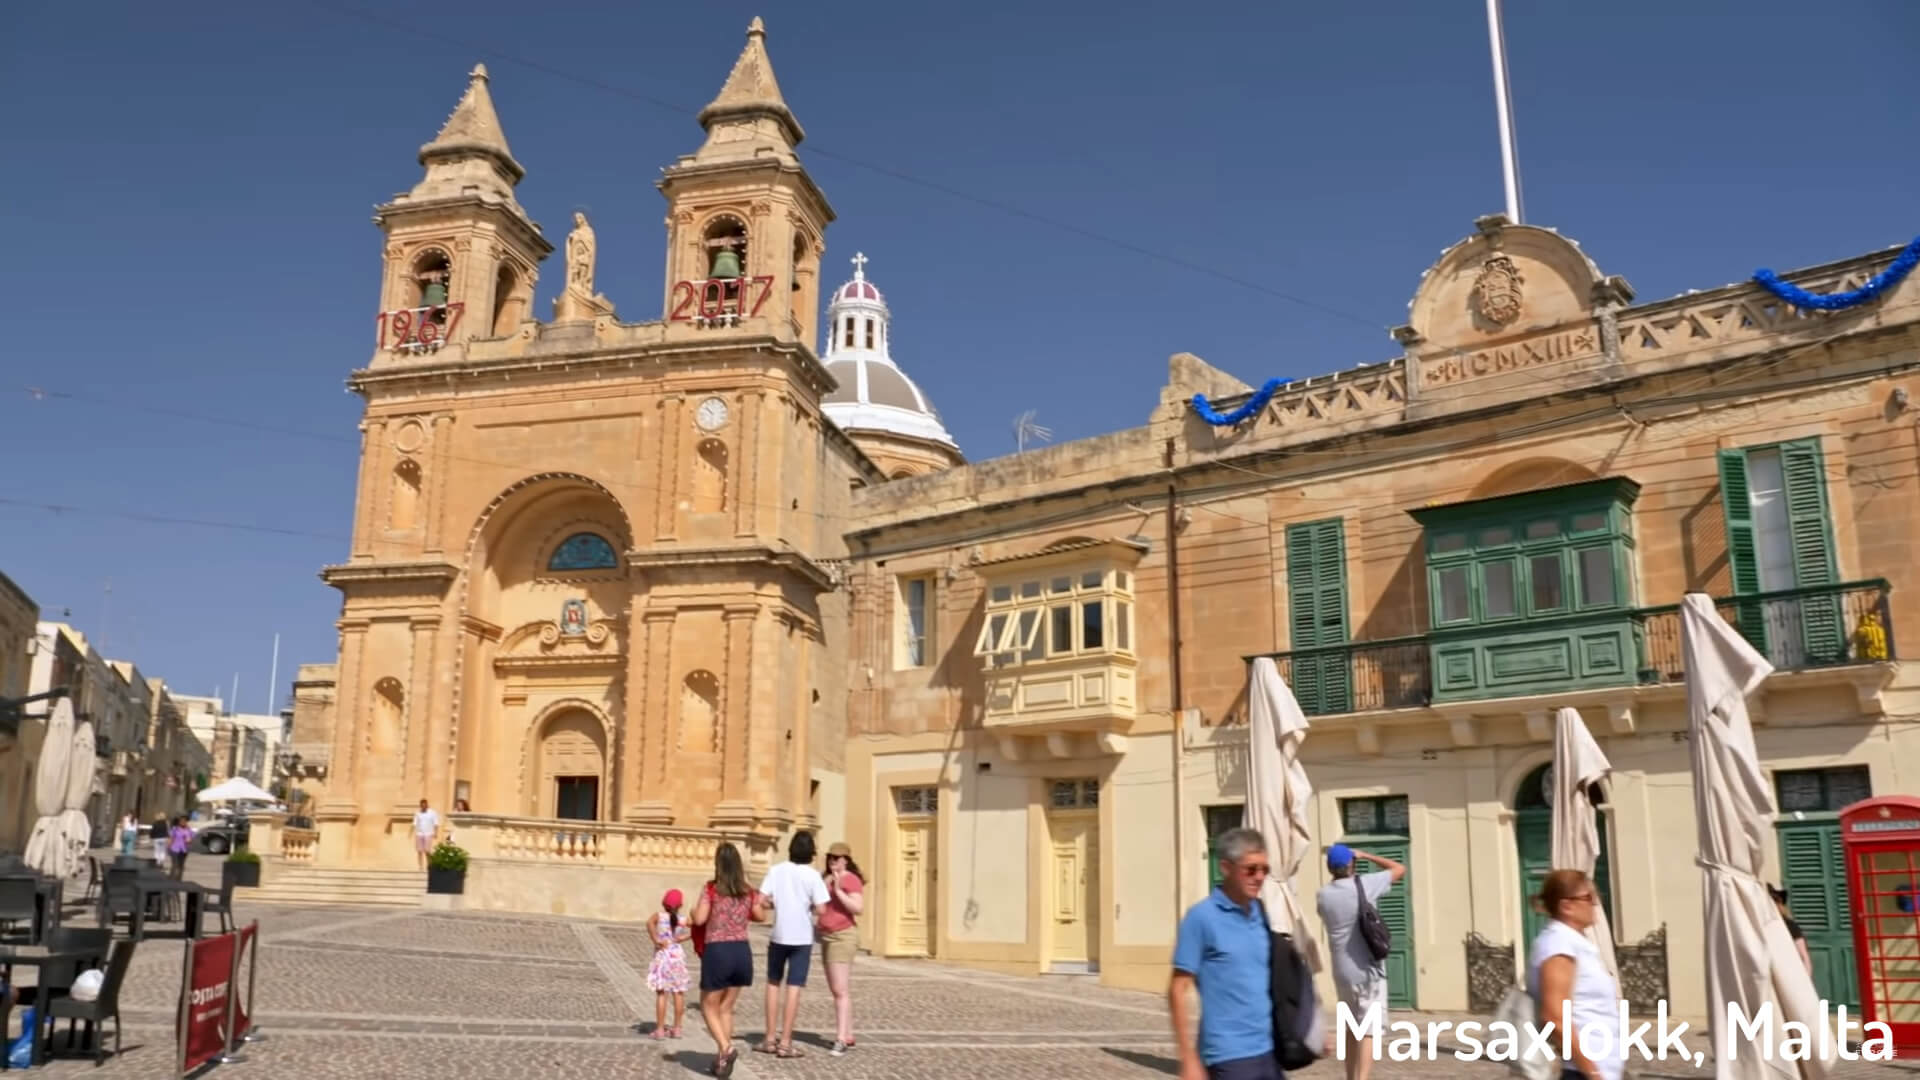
[757, 830, 828, 1057]
[412, 799, 441, 870]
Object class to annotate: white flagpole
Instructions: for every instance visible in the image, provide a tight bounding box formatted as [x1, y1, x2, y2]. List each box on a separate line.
[265, 633, 280, 717]
[1485, 0, 1524, 224]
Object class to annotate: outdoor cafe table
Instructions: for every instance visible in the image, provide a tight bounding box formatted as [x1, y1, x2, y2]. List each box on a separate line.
[128, 874, 205, 941]
[0, 942, 95, 1069]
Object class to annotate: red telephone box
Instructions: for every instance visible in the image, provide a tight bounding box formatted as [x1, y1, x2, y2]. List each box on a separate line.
[1841, 795, 1920, 1056]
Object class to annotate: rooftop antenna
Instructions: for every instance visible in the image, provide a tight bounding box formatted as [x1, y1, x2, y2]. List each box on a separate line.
[1013, 410, 1053, 453]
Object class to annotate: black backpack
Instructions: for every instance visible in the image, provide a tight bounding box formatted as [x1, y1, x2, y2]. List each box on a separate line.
[1355, 877, 1393, 962]
[1269, 930, 1321, 1070]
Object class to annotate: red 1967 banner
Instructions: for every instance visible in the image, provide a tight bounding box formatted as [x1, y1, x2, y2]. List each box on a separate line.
[180, 932, 236, 1072]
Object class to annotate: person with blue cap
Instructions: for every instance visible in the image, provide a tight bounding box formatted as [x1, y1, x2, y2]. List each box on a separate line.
[1314, 842, 1405, 1080]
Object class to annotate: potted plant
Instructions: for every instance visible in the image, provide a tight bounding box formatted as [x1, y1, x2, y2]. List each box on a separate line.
[426, 840, 468, 895]
[223, 846, 262, 889]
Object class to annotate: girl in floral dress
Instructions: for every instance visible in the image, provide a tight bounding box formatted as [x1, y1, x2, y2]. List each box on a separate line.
[648, 889, 692, 1039]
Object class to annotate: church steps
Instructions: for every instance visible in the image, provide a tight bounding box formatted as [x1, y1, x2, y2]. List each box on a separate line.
[238, 866, 427, 908]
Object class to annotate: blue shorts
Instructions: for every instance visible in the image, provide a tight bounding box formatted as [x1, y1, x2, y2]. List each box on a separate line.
[698, 940, 753, 992]
[1209, 1054, 1283, 1080]
[766, 941, 811, 987]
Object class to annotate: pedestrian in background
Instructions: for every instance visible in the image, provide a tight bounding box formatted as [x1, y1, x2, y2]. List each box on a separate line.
[818, 841, 866, 1055]
[1315, 843, 1405, 1080]
[757, 830, 828, 1058]
[167, 816, 192, 879]
[648, 889, 692, 1040]
[1528, 869, 1625, 1080]
[693, 841, 758, 1079]
[1170, 826, 1279, 1080]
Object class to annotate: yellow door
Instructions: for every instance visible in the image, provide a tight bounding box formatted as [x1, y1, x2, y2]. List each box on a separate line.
[891, 817, 933, 955]
[1047, 811, 1100, 965]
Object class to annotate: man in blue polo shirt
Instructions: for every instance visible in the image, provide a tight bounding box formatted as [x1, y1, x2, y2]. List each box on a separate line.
[1170, 826, 1280, 1080]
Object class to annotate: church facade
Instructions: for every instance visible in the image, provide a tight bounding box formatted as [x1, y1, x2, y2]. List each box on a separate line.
[292, 17, 1920, 1023]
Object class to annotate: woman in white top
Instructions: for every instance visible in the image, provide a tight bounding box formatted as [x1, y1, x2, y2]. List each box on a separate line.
[1527, 869, 1626, 1080]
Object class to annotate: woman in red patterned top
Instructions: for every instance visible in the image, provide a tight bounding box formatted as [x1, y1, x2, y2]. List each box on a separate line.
[692, 842, 762, 1078]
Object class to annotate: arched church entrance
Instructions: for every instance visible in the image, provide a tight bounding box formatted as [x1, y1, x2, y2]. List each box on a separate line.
[1513, 762, 1614, 946]
[535, 708, 608, 821]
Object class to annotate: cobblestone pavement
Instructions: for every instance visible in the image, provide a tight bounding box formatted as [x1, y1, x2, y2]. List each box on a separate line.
[12, 895, 1914, 1078]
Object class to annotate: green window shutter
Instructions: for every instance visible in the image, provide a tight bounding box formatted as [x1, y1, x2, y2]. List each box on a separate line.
[1717, 448, 1768, 651]
[1286, 519, 1350, 713]
[1778, 439, 1844, 662]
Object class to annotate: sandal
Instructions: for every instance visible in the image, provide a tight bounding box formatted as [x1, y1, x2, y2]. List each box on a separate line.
[650, 1028, 669, 1040]
[777, 1044, 805, 1058]
[754, 1041, 778, 1054]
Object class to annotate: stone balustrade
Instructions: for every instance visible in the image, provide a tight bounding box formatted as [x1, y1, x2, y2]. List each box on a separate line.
[281, 826, 319, 863]
[448, 812, 777, 875]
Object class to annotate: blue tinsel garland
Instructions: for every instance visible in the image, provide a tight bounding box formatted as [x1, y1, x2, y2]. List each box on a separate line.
[1190, 378, 1285, 426]
[1754, 235, 1920, 311]
[1188, 235, 1920, 426]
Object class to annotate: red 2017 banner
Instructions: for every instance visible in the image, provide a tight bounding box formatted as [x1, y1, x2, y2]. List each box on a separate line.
[181, 932, 235, 1072]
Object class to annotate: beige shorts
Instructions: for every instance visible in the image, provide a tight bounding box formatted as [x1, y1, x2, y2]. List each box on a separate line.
[820, 928, 858, 966]
[1337, 975, 1389, 1024]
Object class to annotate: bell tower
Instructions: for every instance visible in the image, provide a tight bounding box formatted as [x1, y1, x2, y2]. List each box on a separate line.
[658, 18, 833, 348]
[371, 64, 552, 361]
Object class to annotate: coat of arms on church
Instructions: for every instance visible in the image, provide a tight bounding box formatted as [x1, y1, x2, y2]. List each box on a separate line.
[561, 599, 588, 637]
[1472, 254, 1525, 328]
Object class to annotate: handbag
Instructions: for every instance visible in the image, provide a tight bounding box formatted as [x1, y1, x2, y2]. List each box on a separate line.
[1494, 986, 1558, 1080]
[1354, 877, 1393, 963]
[1269, 930, 1322, 1071]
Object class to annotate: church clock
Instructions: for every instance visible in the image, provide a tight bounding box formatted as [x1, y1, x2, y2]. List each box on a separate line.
[695, 396, 730, 432]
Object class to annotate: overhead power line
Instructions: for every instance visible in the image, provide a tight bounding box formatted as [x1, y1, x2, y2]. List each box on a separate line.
[301, 0, 1386, 332]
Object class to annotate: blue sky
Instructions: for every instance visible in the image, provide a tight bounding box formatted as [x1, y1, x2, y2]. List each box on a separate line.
[2, 1, 1915, 705]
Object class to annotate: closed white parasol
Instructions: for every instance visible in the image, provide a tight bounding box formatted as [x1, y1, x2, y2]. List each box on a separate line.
[1550, 705, 1618, 977]
[23, 699, 95, 879]
[1682, 594, 1835, 1080]
[1245, 657, 1322, 971]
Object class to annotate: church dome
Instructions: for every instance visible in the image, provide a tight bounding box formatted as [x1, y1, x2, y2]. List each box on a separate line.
[820, 254, 958, 451]
[837, 278, 882, 303]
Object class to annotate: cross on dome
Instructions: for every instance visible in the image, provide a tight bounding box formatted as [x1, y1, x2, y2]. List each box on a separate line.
[836, 252, 882, 304]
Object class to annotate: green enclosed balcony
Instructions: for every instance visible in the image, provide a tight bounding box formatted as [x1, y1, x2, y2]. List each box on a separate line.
[1255, 579, 1895, 718]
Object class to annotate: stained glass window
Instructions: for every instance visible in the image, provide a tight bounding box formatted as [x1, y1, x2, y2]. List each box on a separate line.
[548, 533, 618, 572]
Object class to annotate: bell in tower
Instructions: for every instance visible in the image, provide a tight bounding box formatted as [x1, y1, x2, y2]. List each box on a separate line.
[709, 244, 742, 281]
[419, 270, 449, 310]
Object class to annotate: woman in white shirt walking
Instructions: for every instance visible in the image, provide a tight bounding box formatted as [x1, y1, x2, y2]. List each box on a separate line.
[1528, 869, 1626, 1080]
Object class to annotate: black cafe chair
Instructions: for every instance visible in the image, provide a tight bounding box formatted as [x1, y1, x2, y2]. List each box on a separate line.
[47, 938, 136, 1066]
[0, 876, 40, 941]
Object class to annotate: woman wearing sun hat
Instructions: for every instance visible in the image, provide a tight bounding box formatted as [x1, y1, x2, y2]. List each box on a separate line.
[818, 841, 867, 1055]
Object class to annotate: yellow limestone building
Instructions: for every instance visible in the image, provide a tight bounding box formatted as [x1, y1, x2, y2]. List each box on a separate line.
[295, 21, 959, 908]
[839, 219, 1920, 1023]
[292, 16, 1920, 1025]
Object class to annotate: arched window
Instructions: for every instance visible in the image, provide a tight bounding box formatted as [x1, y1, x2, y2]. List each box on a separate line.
[693, 440, 730, 513]
[491, 263, 521, 336]
[680, 671, 721, 753]
[547, 532, 618, 572]
[390, 459, 421, 531]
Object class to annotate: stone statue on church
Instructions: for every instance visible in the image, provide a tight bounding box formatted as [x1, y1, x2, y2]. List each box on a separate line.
[553, 211, 616, 322]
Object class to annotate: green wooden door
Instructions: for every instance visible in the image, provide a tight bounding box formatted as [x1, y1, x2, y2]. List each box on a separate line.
[1341, 834, 1415, 1008]
[1515, 808, 1615, 948]
[1204, 805, 1243, 892]
[1778, 818, 1858, 1008]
